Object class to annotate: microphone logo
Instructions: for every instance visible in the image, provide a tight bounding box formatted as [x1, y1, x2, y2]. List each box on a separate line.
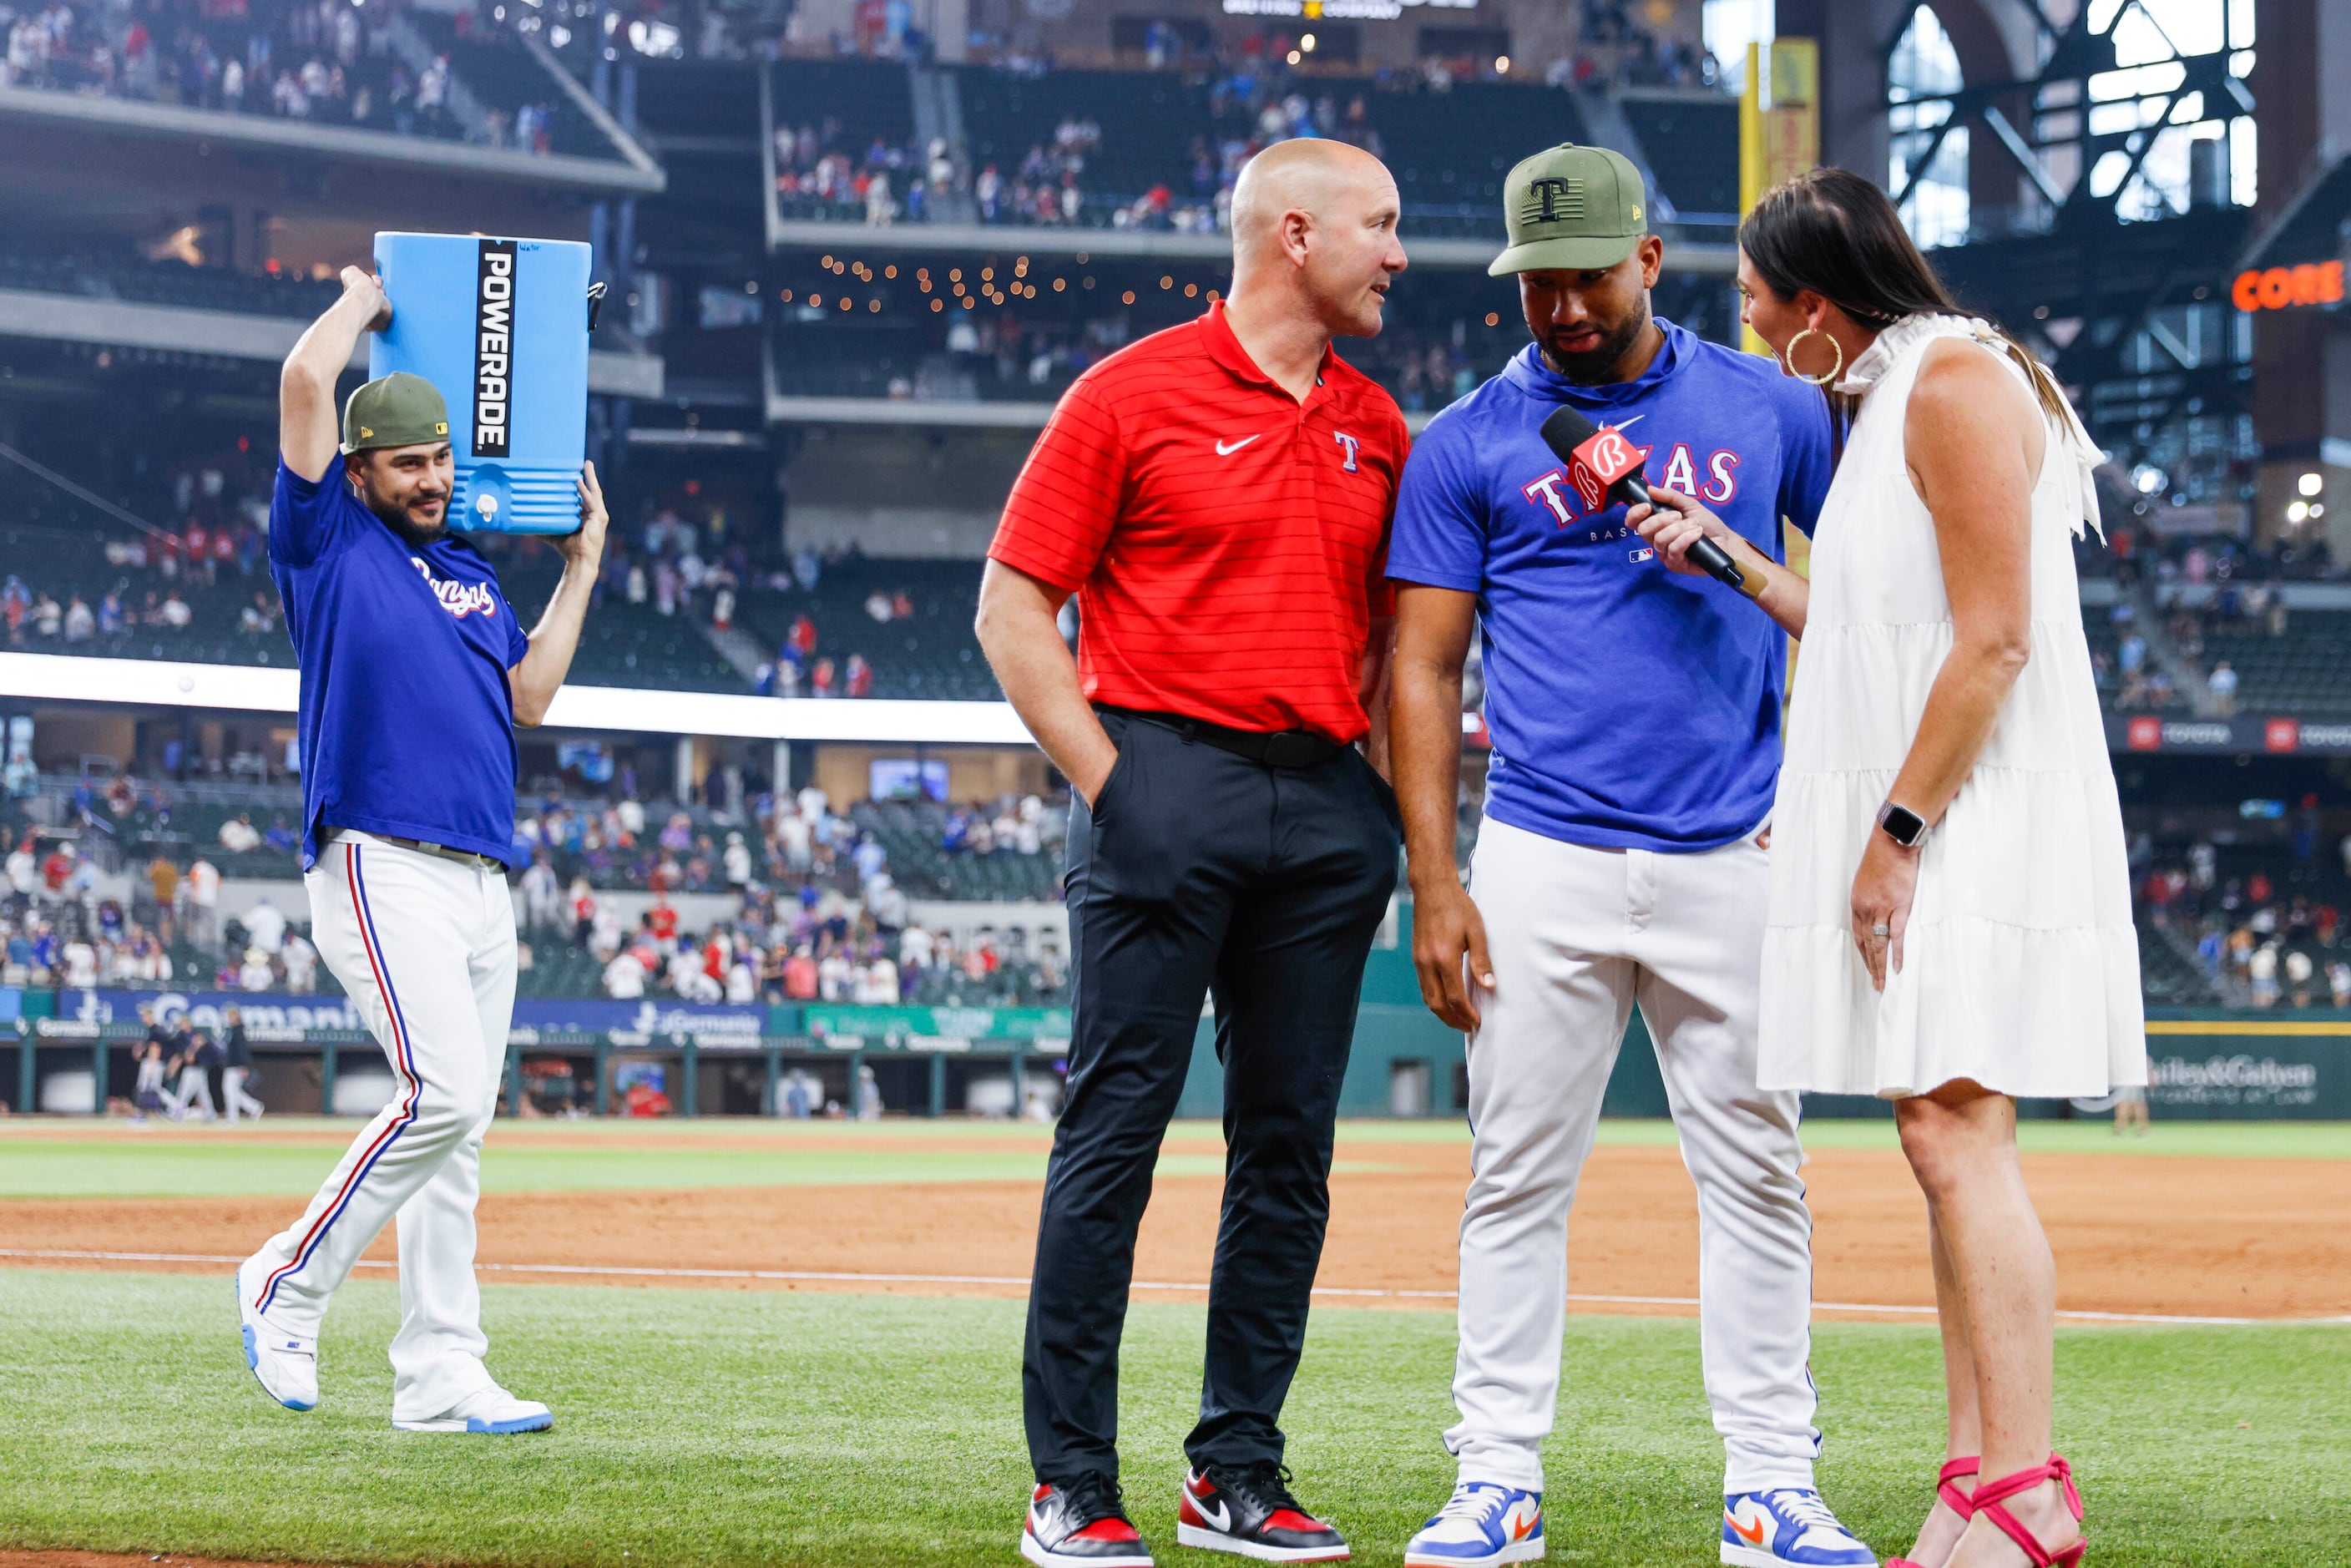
[1568, 426, 1646, 513]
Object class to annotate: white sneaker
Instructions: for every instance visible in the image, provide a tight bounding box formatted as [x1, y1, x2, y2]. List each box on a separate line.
[234, 1261, 317, 1412]
[1404, 1481, 1544, 1567]
[393, 1385, 554, 1434]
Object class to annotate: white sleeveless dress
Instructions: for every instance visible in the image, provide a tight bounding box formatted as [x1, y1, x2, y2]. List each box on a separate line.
[1757, 314, 2146, 1100]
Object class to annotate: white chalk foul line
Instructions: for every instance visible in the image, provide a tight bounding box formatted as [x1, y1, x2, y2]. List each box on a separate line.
[0, 1247, 2282, 1325]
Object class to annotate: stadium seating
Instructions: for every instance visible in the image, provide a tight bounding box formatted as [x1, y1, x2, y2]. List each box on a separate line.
[2197, 613, 2351, 716]
[954, 66, 1217, 210]
[1364, 83, 1587, 238]
[1616, 94, 1738, 220]
[2134, 912, 2227, 1006]
[403, 13, 620, 159]
[5, 0, 624, 159]
[0, 246, 342, 319]
[770, 58, 919, 151]
[735, 559, 997, 701]
[848, 798, 1059, 903]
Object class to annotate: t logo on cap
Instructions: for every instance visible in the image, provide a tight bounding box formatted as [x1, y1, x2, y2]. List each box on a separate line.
[1526, 176, 1582, 224]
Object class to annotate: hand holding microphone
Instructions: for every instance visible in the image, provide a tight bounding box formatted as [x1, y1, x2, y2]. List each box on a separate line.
[1537, 406, 1754, 595]
[1628, 486, 1752, 585]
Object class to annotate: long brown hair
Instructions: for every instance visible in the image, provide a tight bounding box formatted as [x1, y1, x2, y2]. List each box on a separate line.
[1739, 166, 2067, 425]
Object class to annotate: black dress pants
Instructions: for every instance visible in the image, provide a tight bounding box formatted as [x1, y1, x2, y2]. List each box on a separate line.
[1023, 708, 1403, 1484]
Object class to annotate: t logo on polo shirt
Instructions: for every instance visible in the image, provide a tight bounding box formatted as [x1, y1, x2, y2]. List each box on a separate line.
[1335, 432, 1361, 473]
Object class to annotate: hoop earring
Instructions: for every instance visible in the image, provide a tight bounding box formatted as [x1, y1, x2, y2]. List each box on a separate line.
[1784, 326, 1843, 387]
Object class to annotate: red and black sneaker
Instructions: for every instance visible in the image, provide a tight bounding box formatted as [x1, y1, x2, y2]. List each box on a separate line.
[1023, 1474, 1155, 1568]
[1176, 1462, 1350, 1562]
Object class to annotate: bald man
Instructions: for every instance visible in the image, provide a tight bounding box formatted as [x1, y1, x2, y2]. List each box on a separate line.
[979, 139, 1410, 1567]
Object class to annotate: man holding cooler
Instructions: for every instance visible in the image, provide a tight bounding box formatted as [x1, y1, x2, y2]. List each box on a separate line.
[1385, 145, 1873, 1568]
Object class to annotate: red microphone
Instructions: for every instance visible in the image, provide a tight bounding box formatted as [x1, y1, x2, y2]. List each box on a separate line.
[1539, 406, 1748, 594]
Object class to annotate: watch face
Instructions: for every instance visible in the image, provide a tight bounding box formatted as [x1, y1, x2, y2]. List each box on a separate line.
[1881, 806, 1925, 845]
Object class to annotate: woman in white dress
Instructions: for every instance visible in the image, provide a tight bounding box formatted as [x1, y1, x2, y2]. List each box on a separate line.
[1629, 169, 2140, 1568]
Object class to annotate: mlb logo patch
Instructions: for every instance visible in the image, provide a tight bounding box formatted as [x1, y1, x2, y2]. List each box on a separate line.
[1628, 548, 1655, 564]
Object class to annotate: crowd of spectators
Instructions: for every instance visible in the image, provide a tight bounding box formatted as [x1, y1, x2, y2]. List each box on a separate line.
[2133, 809, 2351, 1008]
[1, 445, 286, 663]
[516, 781, 1059, 901]
[559, 882, 1064, 1009]
[504, 783, 1066, 1004]
[1, 0, 569, 154]
[2086, 518, 2342, 589]
[776, 18, 1722, 239]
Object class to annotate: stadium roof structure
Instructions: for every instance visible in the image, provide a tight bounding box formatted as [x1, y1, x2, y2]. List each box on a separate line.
[0, 290, 665, 399]
[763, 212, 1736, 275]
[0, 83, 664, 197]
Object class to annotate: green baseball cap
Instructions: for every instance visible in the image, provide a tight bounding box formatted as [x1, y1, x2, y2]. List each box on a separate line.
[1489, 143, 1651, 276]
[341, 372, 452, 454]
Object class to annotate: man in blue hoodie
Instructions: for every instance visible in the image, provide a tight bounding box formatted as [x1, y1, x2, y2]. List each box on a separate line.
[1384, 145, 1874, 1568]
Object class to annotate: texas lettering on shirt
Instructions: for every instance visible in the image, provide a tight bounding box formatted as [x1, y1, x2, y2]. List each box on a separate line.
[1521, 432, 1745, 529]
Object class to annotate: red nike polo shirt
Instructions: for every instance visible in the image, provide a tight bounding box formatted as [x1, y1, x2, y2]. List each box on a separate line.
[989, 301, 1408, 745]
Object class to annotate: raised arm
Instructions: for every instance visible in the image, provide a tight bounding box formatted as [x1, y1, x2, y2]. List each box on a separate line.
[508, 463, 611, 727]
[1851, 338, 2047, 988]
[974, 559, 1118, 804]
[1390, 582, 1490, 1029]
[280, 268, 388, 483]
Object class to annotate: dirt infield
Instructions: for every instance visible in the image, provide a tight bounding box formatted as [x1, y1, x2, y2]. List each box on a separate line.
[0, 1554, 281, 1568]
[3, 1135, 2345, 1321]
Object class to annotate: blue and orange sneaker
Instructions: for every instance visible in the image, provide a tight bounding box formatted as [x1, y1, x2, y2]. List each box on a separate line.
[1722, 1490, 1874, 1567]
[1403, 1480, 1544, 1567]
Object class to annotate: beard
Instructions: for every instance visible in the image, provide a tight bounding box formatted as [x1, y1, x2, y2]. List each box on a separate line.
[1536, 299, 1653, 385]
[360, 488, 450, 549]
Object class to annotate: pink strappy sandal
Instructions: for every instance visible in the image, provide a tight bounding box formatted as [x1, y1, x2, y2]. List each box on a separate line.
[1885, 1456, 1979, 1568]
[1968, 1454, 2086, 1568]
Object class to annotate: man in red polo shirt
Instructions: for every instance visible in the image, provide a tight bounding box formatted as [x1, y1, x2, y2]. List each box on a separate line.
[977, 137, 1409, 1568]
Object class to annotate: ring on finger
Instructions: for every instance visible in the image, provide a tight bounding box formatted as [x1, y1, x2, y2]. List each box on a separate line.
[1869, 923, 1890, 937]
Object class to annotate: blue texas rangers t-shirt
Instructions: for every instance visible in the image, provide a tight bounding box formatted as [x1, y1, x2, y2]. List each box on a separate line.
[270, 461, 532, 869]
[1387, 319, 1833, 853]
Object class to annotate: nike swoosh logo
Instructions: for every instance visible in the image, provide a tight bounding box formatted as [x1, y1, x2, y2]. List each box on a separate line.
[1215, 436, 1260, 456]
[1198, 1496, 1232, 1531]
[1727, 1513, 1766, 1545]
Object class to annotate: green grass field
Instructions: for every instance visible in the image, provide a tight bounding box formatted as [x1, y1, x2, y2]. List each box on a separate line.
[0, 1271, 2343, 1568]
[3, 1117, 2345, 1200]
[3, 1123, 2348, 1566]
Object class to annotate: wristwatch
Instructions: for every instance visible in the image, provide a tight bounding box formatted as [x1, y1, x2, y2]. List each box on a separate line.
[1876, 801, 1929, 848]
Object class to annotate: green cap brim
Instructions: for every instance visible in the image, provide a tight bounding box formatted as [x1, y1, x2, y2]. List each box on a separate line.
[1488, 232, 1643, 277]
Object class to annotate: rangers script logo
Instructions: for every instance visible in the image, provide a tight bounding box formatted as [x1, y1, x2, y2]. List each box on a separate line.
[412, 558, 498, 619]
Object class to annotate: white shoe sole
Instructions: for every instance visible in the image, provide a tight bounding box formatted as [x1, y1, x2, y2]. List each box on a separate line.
[1403, 1540, 1544, 1568]
[1020, 1530, 1155, 1568]
[1722, 1546, 1874, 1568]
[234, 1268, 316, 1412]
[1174, 1524, 1349, 1562]
[392, 1408, 553, 1434]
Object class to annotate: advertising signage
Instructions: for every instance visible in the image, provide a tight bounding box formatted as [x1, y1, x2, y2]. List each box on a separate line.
[2110, 714, 2351, 756]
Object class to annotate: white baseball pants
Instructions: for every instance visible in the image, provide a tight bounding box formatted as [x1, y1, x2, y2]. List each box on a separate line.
[169, 1069, 215, 1120]
[1448, 817, 1821, 1495]
[225, 1066, 264, 1121]
[244, 831, 518, 1423]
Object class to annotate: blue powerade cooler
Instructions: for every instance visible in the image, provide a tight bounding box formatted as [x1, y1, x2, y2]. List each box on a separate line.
[368, 231, 597, 534]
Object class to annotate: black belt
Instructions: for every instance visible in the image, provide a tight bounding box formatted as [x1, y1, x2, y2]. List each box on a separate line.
[1095, 706, 1346, 770]
[329, 828, 502, 872]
